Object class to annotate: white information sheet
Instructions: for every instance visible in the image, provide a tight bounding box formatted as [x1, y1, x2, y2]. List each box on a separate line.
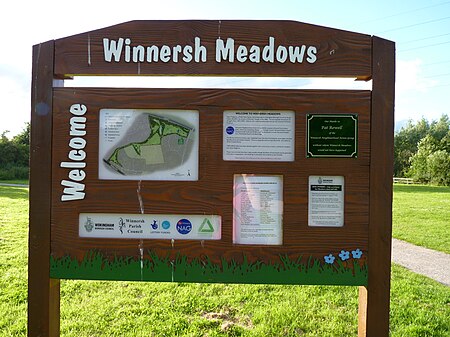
[233, 175, 283, 245]
[223, 110, 295, 162]
[308, 176, 344, 227]
[79, 213, 221, 240]
[99, 109, 199, 181]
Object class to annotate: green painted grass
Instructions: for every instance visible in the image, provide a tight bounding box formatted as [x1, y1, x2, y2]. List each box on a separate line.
[393, 184, 450, 253]
[51, 251, 367, 286]
[1, 185, 449, 336]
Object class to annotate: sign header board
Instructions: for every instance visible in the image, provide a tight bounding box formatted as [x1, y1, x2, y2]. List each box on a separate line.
[54, 20, 372, 78]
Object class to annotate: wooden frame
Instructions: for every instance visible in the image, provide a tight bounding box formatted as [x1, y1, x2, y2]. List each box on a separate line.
[29, 20, 394, 337]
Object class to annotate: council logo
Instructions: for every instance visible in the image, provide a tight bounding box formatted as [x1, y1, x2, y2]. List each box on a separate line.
[176, 219, 192, 235]
[84, 217, 94, 232]
[226, 126, 235, 135]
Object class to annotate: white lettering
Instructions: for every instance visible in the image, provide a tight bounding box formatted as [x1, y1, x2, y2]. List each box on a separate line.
[103, 38, 123, 62]
[68, 149, 86, 161]
[132, 45, 145, 62]
[183, 45, 193, 62]
[194, 37, 207, 62]
[61, 103, 87, 202]
[306, 46, 317, 63]
[236, 45, 248, 63]
[289, 45, 306, 63]
[70, 104, 87, 116]
[61, 180, 85, 201]
[146, 45, 159, 62]
[69, 116, 86, 136]
[276, 45, 288, 63]
[160, 45, 171, 63]
[262, 37, 275, 63]
[124, 38, 131, 62]
[216, 38, 235, 63]
[102, 36, 319, 65]
[69, 169, 86, 182]
[69, 137, 86, 150]
[173, 45, 182, 63]
[249, 45, 261, 63]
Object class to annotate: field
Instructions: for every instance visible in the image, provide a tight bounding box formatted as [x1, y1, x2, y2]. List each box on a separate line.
[1, 184, 449, 336]
[393, 184, 450, 254]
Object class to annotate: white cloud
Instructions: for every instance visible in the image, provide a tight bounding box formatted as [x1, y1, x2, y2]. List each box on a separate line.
[396, 59, 437, 94]
[0, 72, 29, 136]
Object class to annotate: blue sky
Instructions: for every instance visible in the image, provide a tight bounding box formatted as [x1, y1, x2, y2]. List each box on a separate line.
[1, 0, 449, 136]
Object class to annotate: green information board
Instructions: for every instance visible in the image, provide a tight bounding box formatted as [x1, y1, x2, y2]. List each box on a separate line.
[307, 114, 358, 158]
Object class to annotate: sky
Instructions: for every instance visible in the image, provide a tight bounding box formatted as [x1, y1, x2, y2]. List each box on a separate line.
[1, 0, 450, 136]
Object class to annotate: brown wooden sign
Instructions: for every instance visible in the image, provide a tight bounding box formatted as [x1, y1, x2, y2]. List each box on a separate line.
[29, 20, 394, 337]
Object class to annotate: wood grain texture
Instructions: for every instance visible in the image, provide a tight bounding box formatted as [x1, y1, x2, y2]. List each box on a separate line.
[360, 36, 395, 337]
[29, 40, 60, 337]
[51, 88, 371, 266]
[54, 20, 371, 77]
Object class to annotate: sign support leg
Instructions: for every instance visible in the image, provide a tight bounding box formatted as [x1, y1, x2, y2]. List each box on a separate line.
[359, 36, 395, 337]
[29, 40, 61, 337]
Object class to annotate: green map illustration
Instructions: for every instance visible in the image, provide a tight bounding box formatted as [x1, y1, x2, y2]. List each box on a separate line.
[104, 113, 194, 176]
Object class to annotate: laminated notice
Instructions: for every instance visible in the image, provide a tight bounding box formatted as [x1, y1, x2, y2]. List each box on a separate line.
[308, 176, 344, 227]
[223, 110, 295, 162]
[233, 175, 283, 245]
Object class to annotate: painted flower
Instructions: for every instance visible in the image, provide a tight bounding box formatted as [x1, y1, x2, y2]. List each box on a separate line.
[352, 249, 363, 259]
[339, 250, 350, 261]
[324, 254, 335, 264]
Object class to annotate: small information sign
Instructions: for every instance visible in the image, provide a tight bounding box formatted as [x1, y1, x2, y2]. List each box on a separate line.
[308, 176, 344, 227]
[307, 114, 358, 158]
[223, 110, 295, 162]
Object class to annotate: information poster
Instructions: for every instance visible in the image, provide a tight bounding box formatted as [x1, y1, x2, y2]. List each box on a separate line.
[223, 111, 295, 162]
[233, 175, 283, 245]
[307, 114, 358, 158]
[99, 109, 199, 180]
[308, 176, 344, 227]
[79, 213, 221, 240]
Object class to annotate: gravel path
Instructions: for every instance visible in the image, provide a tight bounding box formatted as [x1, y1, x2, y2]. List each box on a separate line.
[392, 238, 450, 287]
[0, 183, 29, 188]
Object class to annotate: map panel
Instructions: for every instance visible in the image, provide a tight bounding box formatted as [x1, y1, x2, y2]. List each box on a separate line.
[99, 109, 199, 181]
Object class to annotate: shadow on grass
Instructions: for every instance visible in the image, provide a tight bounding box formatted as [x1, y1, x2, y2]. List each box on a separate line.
[0, 186, 29, 200]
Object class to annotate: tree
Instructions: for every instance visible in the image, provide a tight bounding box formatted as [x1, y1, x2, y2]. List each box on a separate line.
[408, 125, 450, 186]
[427, 150, 450, 186]
[12, 122, 30, 146]
[0, 124, 30, 180]
[408, 135, 436, 183]
[394, 118, 430, 177]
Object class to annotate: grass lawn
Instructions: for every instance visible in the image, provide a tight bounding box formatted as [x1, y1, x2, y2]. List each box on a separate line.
[1, 185, 449, 336]
[0, 179, 29, 185]
[393, 184, 450, 254]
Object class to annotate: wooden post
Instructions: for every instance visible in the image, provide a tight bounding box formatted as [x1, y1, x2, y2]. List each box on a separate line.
[28, 40, 61, 337]
[358, 36, 395, 337]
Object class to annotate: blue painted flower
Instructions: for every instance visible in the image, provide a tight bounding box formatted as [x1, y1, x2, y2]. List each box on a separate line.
[339, 250, 350, 261]
[352, 249, 363, 259]
[324, 254, 335, 264]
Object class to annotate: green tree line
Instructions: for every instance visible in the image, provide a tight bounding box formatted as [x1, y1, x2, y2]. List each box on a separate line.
[0, 123, 30, 180]
[395, 114, 450, 185]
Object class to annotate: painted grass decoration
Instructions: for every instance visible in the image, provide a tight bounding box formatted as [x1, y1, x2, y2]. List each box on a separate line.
[51, 250, 368, 286]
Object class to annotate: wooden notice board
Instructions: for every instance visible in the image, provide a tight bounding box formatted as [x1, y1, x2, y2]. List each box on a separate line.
[29, 20, 394, 337]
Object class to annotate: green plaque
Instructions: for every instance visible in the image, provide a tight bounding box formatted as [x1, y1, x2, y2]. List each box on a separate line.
[307, 114, 358, 158]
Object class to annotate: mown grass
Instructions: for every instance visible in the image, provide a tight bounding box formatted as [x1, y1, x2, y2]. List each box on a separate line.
[1, 185, 449, 336]
[393, 184, 450, 253]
